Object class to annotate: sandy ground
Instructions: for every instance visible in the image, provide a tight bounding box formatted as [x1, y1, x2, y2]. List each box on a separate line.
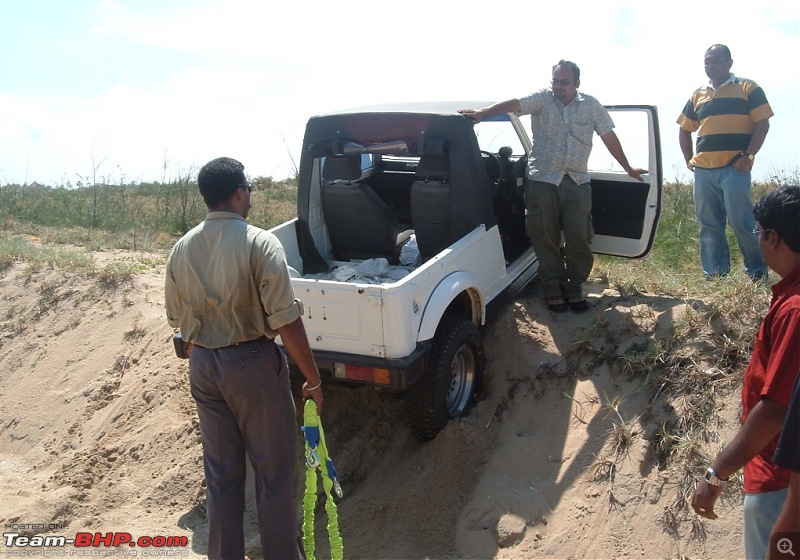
[0, 252, 748, 559]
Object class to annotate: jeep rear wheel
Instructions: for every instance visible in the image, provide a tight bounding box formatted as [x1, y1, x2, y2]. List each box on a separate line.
[406, 318, 485, 441]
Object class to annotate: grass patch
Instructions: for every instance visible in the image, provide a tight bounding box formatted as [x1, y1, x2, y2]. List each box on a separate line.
[1, 177, 300, 280]
[95, 261, 144, 286]
[0, 234, 94, 273]
[585, 394, 640, 484]
[575, 270, 766, 533]
[0, 234, 164, 286]
[576, 176, 793, 536]
[2, 176, 299, 243]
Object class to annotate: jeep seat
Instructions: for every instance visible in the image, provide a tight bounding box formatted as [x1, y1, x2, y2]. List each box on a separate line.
[410, 155, 454, 261]
[320, 155, 409, 263]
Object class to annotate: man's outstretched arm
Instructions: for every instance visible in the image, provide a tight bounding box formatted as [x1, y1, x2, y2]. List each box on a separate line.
[459, 99, 522, 123]
[600, 130, 645, 182]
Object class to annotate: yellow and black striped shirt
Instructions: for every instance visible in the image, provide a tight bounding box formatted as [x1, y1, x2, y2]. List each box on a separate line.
[677, 75, 773, 169]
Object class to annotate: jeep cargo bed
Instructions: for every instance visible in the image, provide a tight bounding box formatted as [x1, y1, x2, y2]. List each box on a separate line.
[271, 218, 509, 374]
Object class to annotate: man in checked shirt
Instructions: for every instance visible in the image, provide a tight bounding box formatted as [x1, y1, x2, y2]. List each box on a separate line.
[460, 59, 644, 314]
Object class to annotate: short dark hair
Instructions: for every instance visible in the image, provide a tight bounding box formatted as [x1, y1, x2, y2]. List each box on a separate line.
[753, 186, 800, 253]
[707, 44, 732, 60]
[553, 60, 580, 82]
[197, 157, 247, 208]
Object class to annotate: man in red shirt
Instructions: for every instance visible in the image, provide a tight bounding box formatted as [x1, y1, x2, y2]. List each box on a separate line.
[691, 185, 800, 560]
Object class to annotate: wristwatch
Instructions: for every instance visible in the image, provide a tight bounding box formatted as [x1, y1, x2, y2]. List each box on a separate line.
[742, 152, 755, 161]
[705, 467, 729, 487]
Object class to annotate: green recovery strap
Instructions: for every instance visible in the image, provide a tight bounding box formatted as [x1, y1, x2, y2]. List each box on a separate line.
[301, 400, 344, 560]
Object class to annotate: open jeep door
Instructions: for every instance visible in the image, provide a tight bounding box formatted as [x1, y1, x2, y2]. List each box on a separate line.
[586, 105, 662, 258]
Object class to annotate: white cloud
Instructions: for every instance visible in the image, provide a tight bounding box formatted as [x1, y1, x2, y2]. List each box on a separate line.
[1, 0, 797, 185]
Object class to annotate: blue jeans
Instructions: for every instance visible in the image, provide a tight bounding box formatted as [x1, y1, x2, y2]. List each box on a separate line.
[743, 488, 788, 560]
[693, 165, 766, 279]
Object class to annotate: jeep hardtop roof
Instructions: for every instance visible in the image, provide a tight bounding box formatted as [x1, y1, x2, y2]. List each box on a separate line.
[315, 101, 495, 117]
[295, 103, 501, 272]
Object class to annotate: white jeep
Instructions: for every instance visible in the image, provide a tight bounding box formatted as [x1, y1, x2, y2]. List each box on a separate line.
[272, 102, 663, 440]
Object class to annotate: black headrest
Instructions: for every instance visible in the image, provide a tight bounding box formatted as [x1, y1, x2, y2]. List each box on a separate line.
[418, 136, 448, 157]
[416, 155, 449, 182]
[322, 155, 361, 181]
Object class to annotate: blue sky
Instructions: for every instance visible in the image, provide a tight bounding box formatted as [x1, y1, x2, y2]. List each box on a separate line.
[1, 0, 798, 185]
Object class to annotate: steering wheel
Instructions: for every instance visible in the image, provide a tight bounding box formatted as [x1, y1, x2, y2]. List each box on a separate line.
[480, 150, 503, 181]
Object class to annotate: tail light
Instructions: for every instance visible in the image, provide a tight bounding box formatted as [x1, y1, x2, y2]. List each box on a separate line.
[333, 363, 391, 385]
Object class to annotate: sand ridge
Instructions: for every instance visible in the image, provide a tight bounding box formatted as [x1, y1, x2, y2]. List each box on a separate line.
[0, 255, 745, 559]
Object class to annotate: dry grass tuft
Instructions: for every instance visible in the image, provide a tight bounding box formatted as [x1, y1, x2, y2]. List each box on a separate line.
[581, 239, 772, 536]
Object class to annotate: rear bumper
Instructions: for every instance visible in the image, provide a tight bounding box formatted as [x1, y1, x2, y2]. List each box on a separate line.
[285, 343, 431, 391]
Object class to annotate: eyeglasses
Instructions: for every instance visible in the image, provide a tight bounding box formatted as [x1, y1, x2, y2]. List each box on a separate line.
[752, 228, 772, 236]
[550, 78, 573, 87]
[241, 184, 252, 193]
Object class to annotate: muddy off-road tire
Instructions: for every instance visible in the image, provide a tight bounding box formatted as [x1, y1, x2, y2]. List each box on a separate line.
[406, 318, 485, 441]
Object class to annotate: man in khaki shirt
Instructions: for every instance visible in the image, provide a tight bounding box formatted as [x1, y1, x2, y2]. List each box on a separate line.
[165, 157, 322, 560]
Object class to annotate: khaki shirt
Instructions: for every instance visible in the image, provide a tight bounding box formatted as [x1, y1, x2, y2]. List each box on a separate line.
[165, 212, 302, 348]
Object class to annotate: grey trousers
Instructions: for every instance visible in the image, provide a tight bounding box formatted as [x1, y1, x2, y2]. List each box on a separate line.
[525, 177, 594, 301]
[189, 338, 302, 560]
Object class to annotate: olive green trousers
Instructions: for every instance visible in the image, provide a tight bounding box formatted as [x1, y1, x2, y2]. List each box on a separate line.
[525, 176, 593, 301]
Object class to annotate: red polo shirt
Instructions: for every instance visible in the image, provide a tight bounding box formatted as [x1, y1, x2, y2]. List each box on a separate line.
[741, 266, 800, 493]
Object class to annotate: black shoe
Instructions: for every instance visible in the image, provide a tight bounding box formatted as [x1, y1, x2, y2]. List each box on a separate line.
[545, 297, 569, 313]
[568, 299, 590, 312]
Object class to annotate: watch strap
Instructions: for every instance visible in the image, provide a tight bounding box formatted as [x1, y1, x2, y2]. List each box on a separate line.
[705, 467, 728, 487]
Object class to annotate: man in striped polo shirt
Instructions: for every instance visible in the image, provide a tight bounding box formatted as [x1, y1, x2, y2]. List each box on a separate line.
[677, 44, 773, 281]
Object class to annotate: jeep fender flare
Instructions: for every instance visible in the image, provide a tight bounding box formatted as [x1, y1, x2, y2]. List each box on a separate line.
[417, 272, 484, 342]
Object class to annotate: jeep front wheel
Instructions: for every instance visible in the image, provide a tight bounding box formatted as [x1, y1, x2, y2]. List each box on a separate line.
[406, 318, 485, 441]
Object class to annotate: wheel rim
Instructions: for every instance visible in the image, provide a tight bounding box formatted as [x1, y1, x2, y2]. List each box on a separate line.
[446, 342, 476, 417]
